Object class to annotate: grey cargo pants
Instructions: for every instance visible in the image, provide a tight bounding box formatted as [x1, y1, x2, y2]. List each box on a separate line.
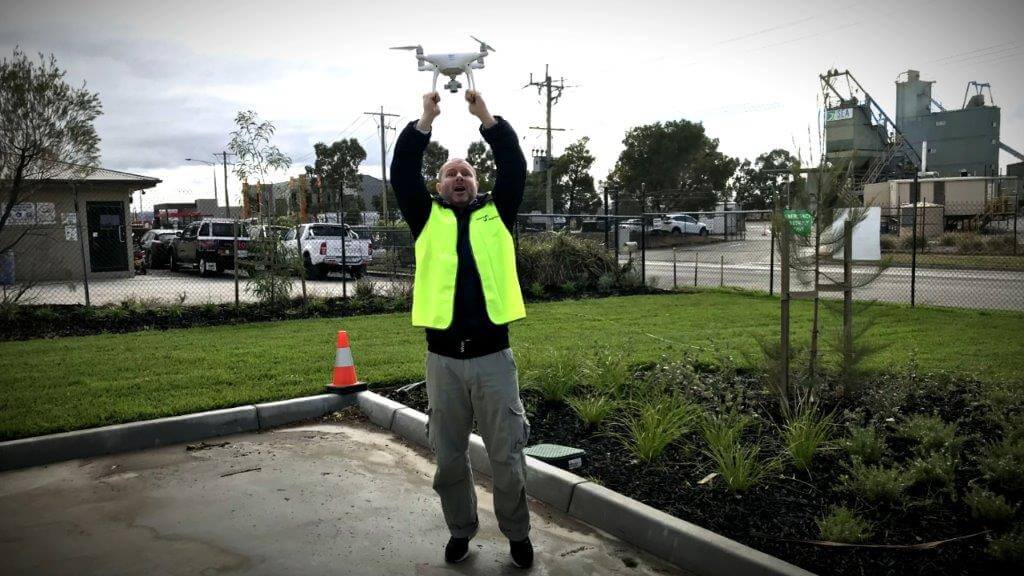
[425, 348, 531, 541]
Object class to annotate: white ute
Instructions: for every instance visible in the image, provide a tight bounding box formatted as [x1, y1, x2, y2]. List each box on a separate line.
[651, 213, 709, 236]
[283, 223, 372, 279]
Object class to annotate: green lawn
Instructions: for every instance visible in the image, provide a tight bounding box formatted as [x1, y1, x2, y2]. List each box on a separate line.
[1, 290, 1022, 440]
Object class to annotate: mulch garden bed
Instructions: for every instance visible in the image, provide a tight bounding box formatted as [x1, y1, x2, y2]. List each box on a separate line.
[379, 369, 1023, 576]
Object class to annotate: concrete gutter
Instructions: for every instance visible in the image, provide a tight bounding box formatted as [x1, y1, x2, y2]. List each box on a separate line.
[0, 393, 357, 472]
[357, 390, 815, 576]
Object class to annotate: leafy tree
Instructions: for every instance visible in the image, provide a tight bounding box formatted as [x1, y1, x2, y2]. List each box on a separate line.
[308, 139, 366, 222]
[730, 149, 798, 210]
[422, 141, 449, 190]
[520, 170, 547, 214]
[1, 48, 101, 256]
[466, 140, 495, 193]
[605, 120, 737, 212]
[552, 137, 599, 214]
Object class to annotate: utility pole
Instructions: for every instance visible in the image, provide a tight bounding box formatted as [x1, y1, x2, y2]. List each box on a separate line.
[365, 107, 399, 225]
[525, 65, 569, 229]
[219, 152, 234, 218]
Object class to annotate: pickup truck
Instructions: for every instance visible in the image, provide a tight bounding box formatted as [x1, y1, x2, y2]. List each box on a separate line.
[282, 223, 372, 280]
[650, 213, 709, 236]
[169, 219, 250, 276]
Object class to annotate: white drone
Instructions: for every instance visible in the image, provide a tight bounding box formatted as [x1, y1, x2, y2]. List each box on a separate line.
[391, 36, 496, 93]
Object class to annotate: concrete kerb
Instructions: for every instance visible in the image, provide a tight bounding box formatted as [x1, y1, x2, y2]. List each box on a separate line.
[0, 393, 358, 472]
[356, 390, 815, 576]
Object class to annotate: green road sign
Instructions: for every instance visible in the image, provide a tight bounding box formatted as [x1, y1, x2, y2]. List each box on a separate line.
[783, 210, 813, 237]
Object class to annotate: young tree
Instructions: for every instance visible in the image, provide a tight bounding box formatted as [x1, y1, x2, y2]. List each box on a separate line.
[466, 140, 495, 193]
[605, 120, 737, 212]
[552, 137, 599, 214]
[228, 110, 291, 217]
[1, 48, 101, 255]
[227, 110, 292, 303]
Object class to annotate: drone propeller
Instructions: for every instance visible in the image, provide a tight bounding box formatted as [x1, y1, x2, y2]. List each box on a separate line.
[390, 45, 422, 51]
[470, 36, 496, 52]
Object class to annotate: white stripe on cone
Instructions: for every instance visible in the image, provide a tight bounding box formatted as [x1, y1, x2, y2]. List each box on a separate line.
[335, 347, 354, 367]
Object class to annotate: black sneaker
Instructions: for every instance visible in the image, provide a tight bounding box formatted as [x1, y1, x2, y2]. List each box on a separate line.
[509, 537, 533, 569]
[445, 536, 470, 564]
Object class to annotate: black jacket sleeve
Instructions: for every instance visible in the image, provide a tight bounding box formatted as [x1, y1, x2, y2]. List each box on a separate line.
[389, 121, 433, 238]
[480, 117, 527, 231]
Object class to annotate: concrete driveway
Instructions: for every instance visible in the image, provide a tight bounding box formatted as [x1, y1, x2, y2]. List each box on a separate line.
[0, 410, 685, 576]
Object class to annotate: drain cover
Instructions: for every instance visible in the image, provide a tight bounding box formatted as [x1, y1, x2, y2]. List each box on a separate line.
[522, 443, 585, 470]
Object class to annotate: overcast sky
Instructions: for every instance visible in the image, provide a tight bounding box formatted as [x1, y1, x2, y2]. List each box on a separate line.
[2, 0, 1022, 210]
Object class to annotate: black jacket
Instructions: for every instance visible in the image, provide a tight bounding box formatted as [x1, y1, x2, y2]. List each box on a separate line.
[390, 117, 527, 359]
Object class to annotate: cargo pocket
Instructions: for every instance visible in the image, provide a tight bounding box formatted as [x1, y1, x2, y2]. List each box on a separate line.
[509, 401, 531, 454]
[425, 407, 435, 453]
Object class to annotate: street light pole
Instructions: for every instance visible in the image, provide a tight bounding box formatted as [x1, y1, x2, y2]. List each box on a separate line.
[185, 158, 219, 206]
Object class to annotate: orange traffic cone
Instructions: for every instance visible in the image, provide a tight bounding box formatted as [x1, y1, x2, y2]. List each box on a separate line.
[325, 330, 367, 394]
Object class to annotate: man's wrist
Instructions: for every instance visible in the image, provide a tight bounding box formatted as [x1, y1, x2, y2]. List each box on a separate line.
[416, 115, 436, 133]
[477, 113, 497, 129]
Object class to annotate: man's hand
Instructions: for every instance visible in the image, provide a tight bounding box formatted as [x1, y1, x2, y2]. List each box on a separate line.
[416, 92, 440, 132]
[466, 90, 496, 129]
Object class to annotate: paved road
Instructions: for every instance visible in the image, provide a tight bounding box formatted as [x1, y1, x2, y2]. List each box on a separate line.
[0, 410, 685, 576]
[629, 238, 1024, 311]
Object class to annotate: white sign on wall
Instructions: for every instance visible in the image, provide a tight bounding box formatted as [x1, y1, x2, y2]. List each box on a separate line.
[62, 212, 78, 225]
[834, 207, 881, 261]
[5, 203, 36, 225]
[36, 203, 56, 224]
[826, 108, 854, 122]
[65, 225, 78, 242]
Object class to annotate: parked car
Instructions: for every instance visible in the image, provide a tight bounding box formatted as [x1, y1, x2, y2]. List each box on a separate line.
[169, 219, 250, 276]
[281, 223, 372, 280]
[138, 229, 180, 269]
[651, 213, 709, 236]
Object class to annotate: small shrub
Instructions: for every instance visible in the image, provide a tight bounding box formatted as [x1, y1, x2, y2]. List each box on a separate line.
[784, 408, 833, 471]
[615, 395, 700, 463]
[952, 233, 986, 254]
[516, 232, 618, 292]
[899, 233, 926, 251]
[939, 234, 959, 247]
[908, 451, 956, 492]
[979, 437, 1024, 494]
[701, 411, 753, 452]
[705, 437, 773, 493]
[984, 234, 1016, 255]
[568, 396, 616, 427]
[596, 272, 616, 293]
[879, 235, 896, 251]
[986, 526, 1024, 566]
[964, 487, 1015, 525]
[644, 359, 699, 396]
[844, 461, 912, 504]
[843, 425, 886, 463]
[354, 278, 376, 299]
[526, 281, 545, 299]
[32, 306, 60, 323]
[586, 352, 634, 398]
[817, 506, 873, 544]
[521, 349, 585, 402]
[560, 280, 580, 295]
[200, 301, 219, 316]
[895, 414, 960, 455]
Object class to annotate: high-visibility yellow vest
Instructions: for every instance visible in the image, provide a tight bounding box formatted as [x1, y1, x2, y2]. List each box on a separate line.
[412, 201, 526, 329]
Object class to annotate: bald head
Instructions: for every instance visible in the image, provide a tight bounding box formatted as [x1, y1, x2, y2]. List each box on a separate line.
[436, 158, 478, 208]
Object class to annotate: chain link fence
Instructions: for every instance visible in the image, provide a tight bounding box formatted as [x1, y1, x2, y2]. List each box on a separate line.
[3, 196, 1022, 312]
